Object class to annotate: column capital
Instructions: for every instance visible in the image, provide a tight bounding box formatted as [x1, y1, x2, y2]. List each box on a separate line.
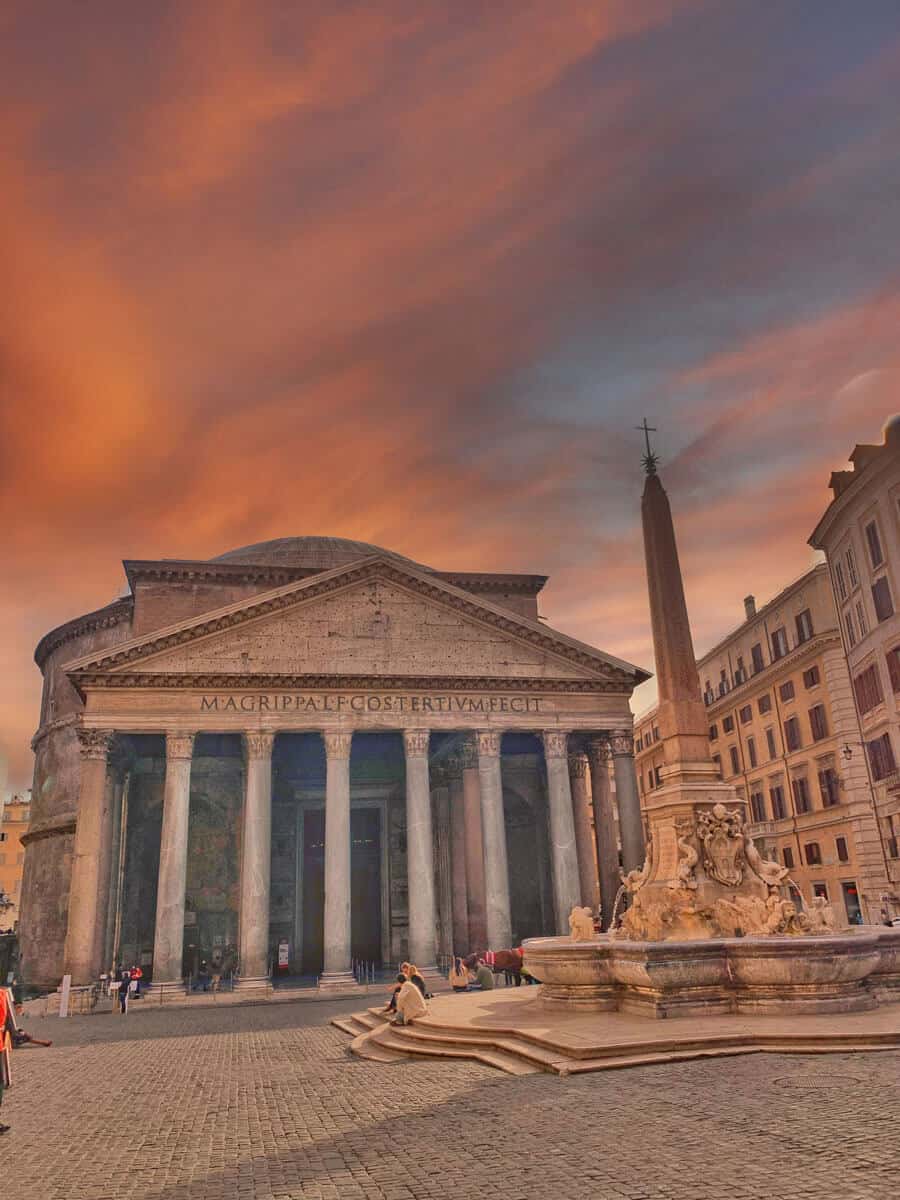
[244, 730, 276, 760]
[76, 728, 114, 761]
[475, 730, 501, 759]
[165, 731, 195, 760]
[568, 752, 589, 778]
[541, 730, 569, 759]
[586, 736, 612, 766]
[322, 730, 352, 759]
[403, 728, 431, 758]
[609, 730, 635, 757]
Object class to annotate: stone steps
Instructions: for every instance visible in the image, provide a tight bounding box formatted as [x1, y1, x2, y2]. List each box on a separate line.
[332, 1002, 900, 1076]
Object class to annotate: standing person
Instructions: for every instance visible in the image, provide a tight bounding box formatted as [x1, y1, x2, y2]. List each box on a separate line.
[0, 986, 13, 1135]
[130, 964, 143, 997]
[116, 965, 130, 1014]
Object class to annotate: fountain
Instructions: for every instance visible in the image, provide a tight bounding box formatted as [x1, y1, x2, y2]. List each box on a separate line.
[522, 428, 900, 1018]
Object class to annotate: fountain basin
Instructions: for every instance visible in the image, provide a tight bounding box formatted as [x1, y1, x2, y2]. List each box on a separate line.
[522, 929, 900, 1019]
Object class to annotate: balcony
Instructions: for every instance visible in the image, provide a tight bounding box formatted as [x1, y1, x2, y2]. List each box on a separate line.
[747, 821, 777, 837]
[883, 770, 900, 794]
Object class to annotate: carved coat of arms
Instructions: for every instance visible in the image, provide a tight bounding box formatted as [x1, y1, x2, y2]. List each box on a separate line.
[696, 803, 745, 887]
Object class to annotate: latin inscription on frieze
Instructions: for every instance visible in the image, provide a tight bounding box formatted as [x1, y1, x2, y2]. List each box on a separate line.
[198, 692, 544, 715]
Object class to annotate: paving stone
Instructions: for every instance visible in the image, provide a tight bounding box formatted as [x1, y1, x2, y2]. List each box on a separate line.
[3, 998, 898, 1199]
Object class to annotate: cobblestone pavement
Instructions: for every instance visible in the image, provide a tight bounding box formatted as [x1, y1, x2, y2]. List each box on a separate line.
[4, 998, 899, 1200]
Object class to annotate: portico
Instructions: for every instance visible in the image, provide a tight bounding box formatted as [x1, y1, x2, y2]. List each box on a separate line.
[24, 542, 649, 992]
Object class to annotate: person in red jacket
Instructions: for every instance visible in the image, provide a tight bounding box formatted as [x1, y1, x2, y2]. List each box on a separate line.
[0, 986, 13, 1135]
[130, 964, 143, 998]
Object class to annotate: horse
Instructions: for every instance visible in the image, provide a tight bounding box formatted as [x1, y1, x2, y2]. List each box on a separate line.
[463, 948, 524, 986]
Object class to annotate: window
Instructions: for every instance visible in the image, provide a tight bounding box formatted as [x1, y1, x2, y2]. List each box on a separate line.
[856, 600, 868, 637]
[802, 666, 820, 689]
[750, 791, 766, 822]
[783, 716, 802, 752]
[652, 726, 660, 743]
[812, 882, 829, 900]
[729, 745, 741, 775]
[723, 715, 735, 734]
[770, 784, 786, 820]
[887, 816, 899, 860]
[809, 704, 828, 742]
[818, 766, 840, 807]
[653, 766, 662, 788]
[843, 882, 863, 925]
[779, 680, 795, 702]
[867, 733, 897, 781]
[846, 546, 858, 588]
[718, 670, 729, 697]
[853, 663, 884, 714]
[635, 736, 644, 752]
[865, 520, 884, 569]
[844, 608, 857, 648]
[782, 846, 795, 869]
[712, 754, 722, 779]
[872, 576, 894, 623]
[888, 647, 900, 694]
[834, 562, 847, 601]
[747, 736, 757, 768]
[804, 842, 822, 866]
[734, 656, 746, 684]
[739, 704, 753, 725]
[792, 776, 811, 815]
[766, 727, 777, 759]
[751, 643, 765, 674]
[835, 836, 849, 863]
[708, 724, 718, 742]
[703, 681, 714, 705]
[771, 626, 789, 661]
[795, 609, 814, 644]
[758, 693, 772, 715]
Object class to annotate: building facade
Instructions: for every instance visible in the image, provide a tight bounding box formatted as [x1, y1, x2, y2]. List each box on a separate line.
[636, 563, 892, 924]
[810, 416, 900, 909]
[19, 537, 648, 990]
[0, 794, 30, 931]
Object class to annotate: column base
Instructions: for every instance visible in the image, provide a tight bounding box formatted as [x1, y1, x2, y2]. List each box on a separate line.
[146, 979, 187, 1001]
[318, 970, 362, 992]
[233, 976, 273, 995]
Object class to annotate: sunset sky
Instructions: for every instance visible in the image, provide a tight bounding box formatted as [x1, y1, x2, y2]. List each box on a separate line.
[1, 2, 898, 793]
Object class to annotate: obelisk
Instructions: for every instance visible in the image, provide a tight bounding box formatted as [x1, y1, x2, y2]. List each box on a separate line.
[616, 424, 772, 942]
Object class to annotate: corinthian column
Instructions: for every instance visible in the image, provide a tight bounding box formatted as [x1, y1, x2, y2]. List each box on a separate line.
[151, 732, 195, 991]
[237, 731, 275, 989]
[542, 731, 581, 933]
[610, 730, 645, 872]
[461, 737, 487, 950]
[568, 752, 599, 910]
[587, 737, 619, 930]
[403, 729, 437, 970]
[448, 758, 470, 955]
[476, 730, 512, 949]
[320, 730, 357, 989]
[63, 728, 113, 985]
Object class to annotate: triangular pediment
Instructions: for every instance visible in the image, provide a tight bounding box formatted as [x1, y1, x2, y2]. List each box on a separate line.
[65, 556, 648, 689]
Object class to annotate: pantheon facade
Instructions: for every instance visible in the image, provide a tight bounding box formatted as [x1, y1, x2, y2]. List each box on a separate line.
[20, 538, 649, 992]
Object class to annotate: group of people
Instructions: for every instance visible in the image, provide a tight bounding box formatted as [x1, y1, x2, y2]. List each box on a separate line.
[448, 956, 493, 991]
[384, 962, 431, 1025]
[112, 963, 143, 1013]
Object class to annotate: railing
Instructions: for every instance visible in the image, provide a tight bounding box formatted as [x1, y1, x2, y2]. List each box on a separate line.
[747, 820, 777, 837]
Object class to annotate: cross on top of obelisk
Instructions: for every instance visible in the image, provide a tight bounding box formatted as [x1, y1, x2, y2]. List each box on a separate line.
[636, 417, 659, 475]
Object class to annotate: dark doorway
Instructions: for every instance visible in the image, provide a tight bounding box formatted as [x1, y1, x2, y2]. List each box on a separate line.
[301, 810, 325, 974]
[351, 808, 382, 964]
[301, 807, 382, 974]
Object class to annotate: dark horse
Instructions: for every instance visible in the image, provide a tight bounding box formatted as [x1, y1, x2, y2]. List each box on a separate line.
[463, 948, 524, 986]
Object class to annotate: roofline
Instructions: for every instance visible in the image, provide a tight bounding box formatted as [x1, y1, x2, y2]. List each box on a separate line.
[64, 554, 651, 686]
[809, 443, 894, 548]
[695, 562, 827, 669]
[34, 596, 134, 670]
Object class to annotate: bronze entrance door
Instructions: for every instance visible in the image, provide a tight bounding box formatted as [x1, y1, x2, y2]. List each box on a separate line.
[350, 808, 382, 965]
[301, 806, 382, 974]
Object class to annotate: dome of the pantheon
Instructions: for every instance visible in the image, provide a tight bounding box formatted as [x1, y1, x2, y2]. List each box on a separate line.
[210, 536, 431, 573]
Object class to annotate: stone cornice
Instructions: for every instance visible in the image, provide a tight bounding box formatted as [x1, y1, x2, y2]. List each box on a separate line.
[704, 631, 843, 716]
[64, 556, 649, 689]
[34, 597, 133, 670]
[69, 672, 625, 695]
[20, 811, 77, 846]
[124, 557, 546, 596]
